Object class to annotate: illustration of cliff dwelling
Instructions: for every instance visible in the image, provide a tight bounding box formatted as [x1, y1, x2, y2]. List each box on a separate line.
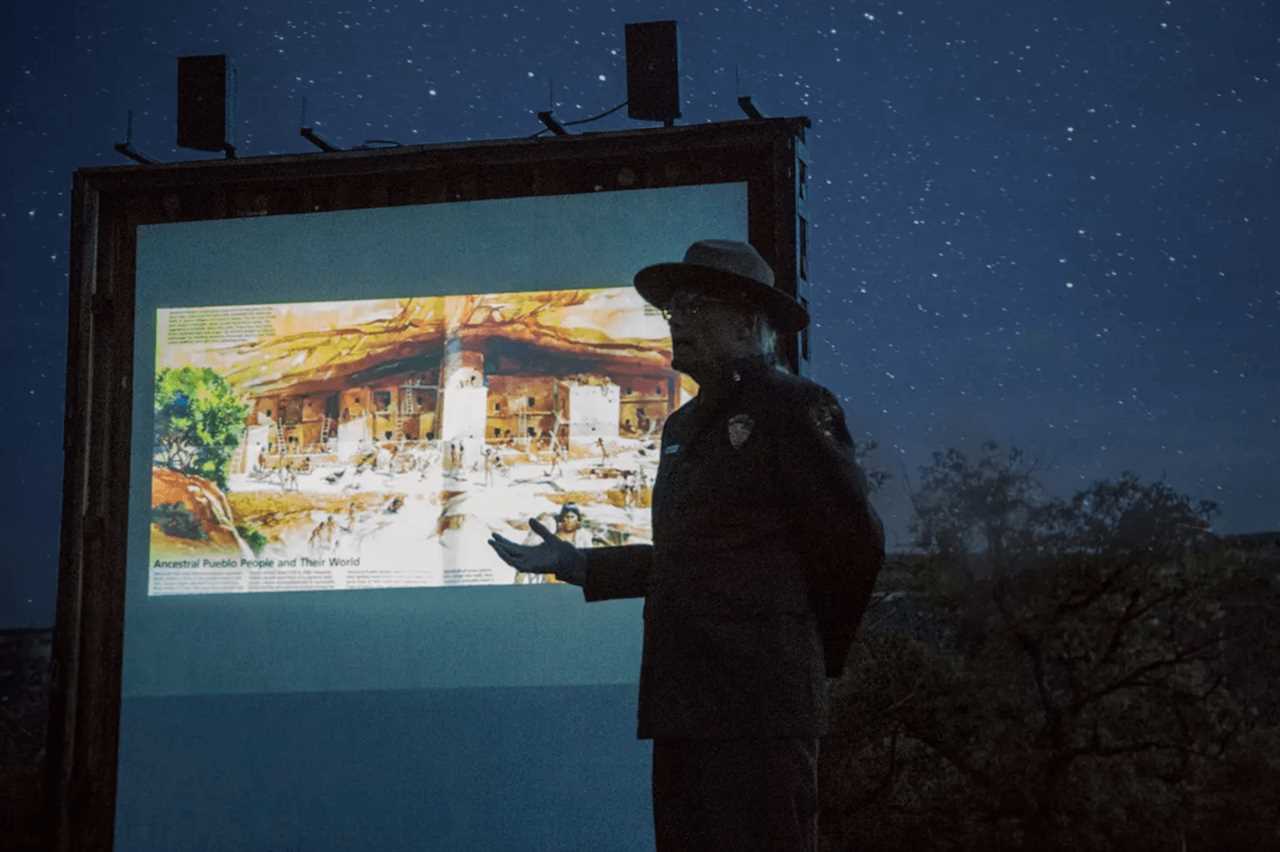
[223, 293, 688, 472]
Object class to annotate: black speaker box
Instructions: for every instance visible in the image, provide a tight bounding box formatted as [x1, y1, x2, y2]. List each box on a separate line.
[626, 21, 681, 123]
[177, 55, 233, 152]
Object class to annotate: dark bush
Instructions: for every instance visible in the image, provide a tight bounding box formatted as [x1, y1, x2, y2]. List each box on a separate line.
[152, 502, 205, 540]
[236, 523, 268, 555]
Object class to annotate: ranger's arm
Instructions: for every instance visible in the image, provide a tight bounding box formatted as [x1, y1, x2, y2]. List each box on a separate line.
[778, 386, 886, 677]
[581, 545, 654, 601]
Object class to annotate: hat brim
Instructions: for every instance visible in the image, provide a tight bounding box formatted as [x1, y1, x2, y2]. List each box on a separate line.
[634, 262, 810, 333]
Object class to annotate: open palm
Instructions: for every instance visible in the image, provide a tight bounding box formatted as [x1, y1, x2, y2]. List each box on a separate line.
[488, 517, 585, 585]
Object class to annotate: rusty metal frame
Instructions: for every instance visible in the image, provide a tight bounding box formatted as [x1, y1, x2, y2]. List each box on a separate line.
[47, 116, 810, 850]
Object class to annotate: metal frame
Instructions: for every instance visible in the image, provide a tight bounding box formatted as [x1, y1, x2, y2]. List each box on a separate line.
[47, 116, 810, 851]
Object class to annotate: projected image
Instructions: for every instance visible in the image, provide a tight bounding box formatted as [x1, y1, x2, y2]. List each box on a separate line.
[147, 289, 692, 595]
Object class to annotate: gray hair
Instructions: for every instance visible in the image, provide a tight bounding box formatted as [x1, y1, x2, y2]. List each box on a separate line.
[744, 308, 783, 366]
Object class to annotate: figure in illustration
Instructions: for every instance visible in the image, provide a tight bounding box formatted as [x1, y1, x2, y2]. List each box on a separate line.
[546, 441, 566, 479]
[483, 447, 497, 487]
[279, 461, 299, 492]
[552, 503, 593, 548]
[620, 470, 638, 513]
[308, 514, 339, 554]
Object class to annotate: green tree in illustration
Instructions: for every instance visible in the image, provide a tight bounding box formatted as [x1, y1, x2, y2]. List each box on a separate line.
[154, 367, 249, 489]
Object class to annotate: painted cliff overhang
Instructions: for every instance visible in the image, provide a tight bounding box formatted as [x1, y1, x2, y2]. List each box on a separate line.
[170, 288, 674, 399]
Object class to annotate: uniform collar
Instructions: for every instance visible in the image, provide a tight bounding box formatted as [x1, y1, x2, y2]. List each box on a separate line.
[692, 354, 774, 412]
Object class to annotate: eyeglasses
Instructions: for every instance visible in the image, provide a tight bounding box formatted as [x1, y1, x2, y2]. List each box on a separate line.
[660, 292, 741, 321]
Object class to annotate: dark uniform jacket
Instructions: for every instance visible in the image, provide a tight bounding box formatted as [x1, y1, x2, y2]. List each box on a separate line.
[582, 356, 885, 739]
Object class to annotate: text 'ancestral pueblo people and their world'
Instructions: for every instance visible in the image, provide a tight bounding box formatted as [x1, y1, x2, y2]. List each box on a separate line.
[149, 289, 693, 596]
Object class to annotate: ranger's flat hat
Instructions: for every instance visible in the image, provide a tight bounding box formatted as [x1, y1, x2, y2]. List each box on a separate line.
[634, 239, 810, 333]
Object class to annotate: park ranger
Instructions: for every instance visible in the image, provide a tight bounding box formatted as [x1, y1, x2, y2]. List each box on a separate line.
[489, 239, 885, 851]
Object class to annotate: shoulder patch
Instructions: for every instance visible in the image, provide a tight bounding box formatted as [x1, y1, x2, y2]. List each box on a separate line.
[727, 413, 755, 449]
[809, 392, 852, 446]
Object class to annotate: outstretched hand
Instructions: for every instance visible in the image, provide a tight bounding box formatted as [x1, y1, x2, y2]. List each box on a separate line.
[488, 517, 586, 586]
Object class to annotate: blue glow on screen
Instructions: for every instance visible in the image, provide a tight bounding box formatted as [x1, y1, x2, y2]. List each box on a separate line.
[114, 183, 747, 852]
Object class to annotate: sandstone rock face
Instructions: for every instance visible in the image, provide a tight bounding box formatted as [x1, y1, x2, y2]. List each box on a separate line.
[151, 467, 252, 559]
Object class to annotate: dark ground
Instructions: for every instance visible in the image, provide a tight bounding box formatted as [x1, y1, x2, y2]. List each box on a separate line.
[1, 627, 53, 851]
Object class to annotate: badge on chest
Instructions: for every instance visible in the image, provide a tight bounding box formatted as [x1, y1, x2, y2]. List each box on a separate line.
[727, 413, 755, 449]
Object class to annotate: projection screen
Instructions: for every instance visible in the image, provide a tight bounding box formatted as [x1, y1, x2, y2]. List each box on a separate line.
[114, 184, 744, 850]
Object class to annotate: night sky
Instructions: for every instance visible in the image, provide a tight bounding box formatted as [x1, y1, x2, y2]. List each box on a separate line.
[4, 0, 1277, 627]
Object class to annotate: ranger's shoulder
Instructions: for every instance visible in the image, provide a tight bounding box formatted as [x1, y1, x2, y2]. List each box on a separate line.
[758, 367, 839, 408]
[758, 369, 853, 446]
[659, 397, 695, 442]
[666, 396, 696, 426]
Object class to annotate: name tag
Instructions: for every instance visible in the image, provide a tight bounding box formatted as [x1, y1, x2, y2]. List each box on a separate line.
[664, 444, 681, 455]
